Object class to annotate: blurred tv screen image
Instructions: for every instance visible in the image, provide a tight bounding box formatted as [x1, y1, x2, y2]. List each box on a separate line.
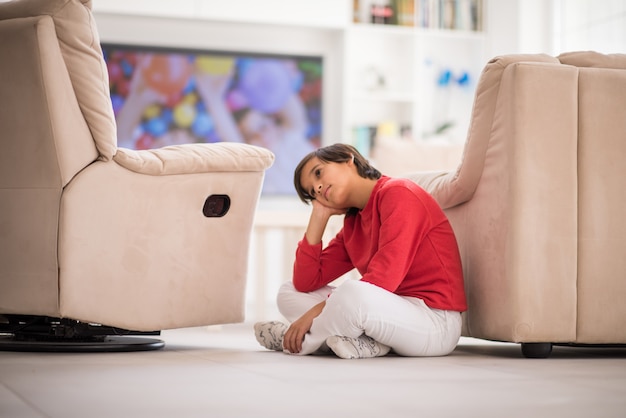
[102, 43, 323, 195]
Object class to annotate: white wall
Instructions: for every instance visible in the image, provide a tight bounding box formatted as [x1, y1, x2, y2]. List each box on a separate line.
[552, 0, 626, 54]
[93, 0, 350, 28]
[485, 0, 626, 57]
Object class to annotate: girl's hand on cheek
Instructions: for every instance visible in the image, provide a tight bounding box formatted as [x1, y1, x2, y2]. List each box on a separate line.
[305, 201, 346, 246]
[311, 199, 347, 218]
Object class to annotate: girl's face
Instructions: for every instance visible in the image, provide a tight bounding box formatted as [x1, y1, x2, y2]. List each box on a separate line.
[299, 156, 354, 209]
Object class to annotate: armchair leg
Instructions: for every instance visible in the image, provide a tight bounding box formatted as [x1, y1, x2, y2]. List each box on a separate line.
[521, 342, 553, 358]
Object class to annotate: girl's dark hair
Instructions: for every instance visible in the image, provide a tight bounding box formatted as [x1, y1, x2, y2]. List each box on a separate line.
[293, 143, 381, 204]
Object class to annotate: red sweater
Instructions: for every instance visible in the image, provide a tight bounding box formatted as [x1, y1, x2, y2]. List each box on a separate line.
[293, 176, 467, 312]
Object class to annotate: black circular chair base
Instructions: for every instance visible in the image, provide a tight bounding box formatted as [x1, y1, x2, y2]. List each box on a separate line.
[0, 334, 165, 353]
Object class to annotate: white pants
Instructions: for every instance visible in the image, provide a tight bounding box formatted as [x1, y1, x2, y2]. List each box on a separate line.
[277, 280, 462, 357]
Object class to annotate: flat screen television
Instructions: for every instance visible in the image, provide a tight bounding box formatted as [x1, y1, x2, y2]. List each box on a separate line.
[102, 43, 323, 195]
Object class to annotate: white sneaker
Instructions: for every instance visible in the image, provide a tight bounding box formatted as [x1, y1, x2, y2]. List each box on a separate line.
[254, 321, 288, 351]
[326, 335, 391, 359]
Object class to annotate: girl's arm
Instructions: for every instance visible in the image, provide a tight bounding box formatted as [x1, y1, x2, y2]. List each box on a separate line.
[304, 199, 345, 245]
[293, 201, 352, 292]
[282, 301, 326, 354]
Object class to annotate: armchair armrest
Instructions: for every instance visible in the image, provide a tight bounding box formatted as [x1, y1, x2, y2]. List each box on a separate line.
[403, 170, 473, 210]
[113, 142, 274, 176]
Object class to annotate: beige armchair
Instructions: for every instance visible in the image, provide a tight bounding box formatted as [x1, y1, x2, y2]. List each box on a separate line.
[0, 0, 274, 350]
[407, 51, 626, 357]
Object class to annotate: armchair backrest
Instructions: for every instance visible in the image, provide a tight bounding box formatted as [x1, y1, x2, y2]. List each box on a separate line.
[0, 0, 117, 161]
[0, 15, 98, 188]
[558, 50, 626, 69]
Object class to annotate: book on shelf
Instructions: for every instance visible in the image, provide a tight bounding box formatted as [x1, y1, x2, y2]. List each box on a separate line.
[417, 0, 483, 31]
[392, 0, 416, 26]
[354, 0, 482, 31]
[353, 0, 415, 27]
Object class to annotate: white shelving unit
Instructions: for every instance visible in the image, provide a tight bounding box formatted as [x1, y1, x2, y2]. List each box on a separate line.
[343, 24, 417, 127]
[343, 0, 488, 152]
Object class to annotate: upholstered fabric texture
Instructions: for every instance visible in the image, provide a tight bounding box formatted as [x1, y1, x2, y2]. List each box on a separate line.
[407, 52, 626, 345]
[558, 50, 626, 69]
[574, 61, 626, 343]
[0, 0, 117, 160]
[114, 142, 275, 176]
[0, 0, 275, 331]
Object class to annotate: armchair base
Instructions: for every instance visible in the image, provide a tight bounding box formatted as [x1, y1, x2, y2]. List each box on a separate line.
[0, 315, 164, 352]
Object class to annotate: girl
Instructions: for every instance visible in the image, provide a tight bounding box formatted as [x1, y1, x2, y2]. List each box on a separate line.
[254, 143, 467, 359]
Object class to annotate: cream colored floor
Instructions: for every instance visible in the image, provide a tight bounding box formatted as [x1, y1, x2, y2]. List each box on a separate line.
[1, 323, 626, 418]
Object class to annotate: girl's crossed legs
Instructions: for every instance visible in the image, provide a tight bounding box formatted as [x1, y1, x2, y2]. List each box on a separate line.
[271, 280, 462, 357]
